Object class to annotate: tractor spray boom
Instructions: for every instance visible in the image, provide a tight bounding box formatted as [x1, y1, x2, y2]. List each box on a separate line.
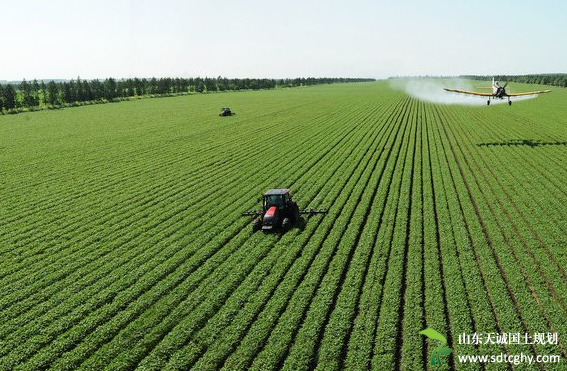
[241, 209, 328, 217]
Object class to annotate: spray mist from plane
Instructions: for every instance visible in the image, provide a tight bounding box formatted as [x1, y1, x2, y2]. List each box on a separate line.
[389, 78, 539, 105]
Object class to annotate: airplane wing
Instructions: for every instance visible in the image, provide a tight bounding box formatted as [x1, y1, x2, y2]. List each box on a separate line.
[444, 88, 492, 97]
[507, 90, 551, 97]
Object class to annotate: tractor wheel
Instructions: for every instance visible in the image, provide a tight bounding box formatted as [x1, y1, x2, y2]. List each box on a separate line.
[282, 217, 292, 232]
[291, 202, 300, 223]
[252, 219, 262, 232]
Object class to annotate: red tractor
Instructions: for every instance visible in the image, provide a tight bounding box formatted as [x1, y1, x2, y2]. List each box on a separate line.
[242, 189, 327, 232]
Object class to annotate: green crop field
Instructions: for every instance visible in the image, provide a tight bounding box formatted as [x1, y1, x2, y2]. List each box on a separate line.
[1, 81, 566, 370]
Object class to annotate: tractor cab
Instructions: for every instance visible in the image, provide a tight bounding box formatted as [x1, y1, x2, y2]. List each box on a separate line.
[263, 188, 290, 211]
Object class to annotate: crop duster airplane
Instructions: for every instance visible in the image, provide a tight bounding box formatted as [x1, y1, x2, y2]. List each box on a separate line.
[444, 78, 551, 106]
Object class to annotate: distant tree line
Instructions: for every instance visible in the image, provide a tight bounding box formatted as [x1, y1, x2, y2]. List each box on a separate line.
[462, 74, 567, 88]
[0, 76, 374, 114]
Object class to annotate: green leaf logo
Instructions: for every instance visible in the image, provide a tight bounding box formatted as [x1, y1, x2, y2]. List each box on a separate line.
[419, 328, 453, 366]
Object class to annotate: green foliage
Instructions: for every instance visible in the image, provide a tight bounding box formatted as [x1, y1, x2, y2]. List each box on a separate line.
[3, 84, 17, 109]
[0, 82, 565, 370]
[1, 77, 374, 114]
[463, 73, 567, 87]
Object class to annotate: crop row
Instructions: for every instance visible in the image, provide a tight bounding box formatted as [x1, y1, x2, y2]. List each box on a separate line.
[1, 91, 376, 368]
[3, 87, 403, 369]
[2, 82, 566, 369]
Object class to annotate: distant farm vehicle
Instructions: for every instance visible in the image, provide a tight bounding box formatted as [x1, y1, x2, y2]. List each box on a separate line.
[219, 107, 235, 116]
[241, 188, 328, 233]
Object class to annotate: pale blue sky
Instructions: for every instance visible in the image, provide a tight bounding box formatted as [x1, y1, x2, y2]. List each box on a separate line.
[1, 0, 565, 80]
